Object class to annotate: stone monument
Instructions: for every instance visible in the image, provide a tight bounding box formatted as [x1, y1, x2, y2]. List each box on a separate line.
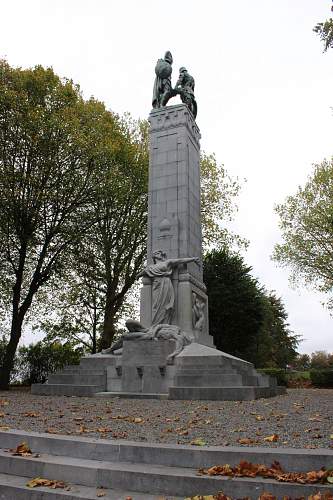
[32, 52, 285, 400]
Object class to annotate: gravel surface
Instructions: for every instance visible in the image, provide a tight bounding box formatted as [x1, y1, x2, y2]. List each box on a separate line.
[0, 388, 332, 448]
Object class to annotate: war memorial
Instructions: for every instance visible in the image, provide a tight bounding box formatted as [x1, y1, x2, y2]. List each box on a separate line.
[32, 52, 283, 400]
[1, 52, 333, 500]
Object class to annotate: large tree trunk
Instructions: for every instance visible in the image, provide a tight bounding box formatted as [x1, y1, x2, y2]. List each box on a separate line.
[0, 314, 22, 390]
[100, 303, 117, 351]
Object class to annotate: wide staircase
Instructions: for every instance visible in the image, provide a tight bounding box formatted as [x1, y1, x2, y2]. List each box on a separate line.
[31, 356, 112, 397]
[0, 429, 332, 499]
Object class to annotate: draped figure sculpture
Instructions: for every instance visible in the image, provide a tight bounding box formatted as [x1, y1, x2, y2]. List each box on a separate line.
[137, 250, 200, 325]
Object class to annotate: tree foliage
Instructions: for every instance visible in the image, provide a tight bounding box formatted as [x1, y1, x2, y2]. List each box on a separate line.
[314, 18, 333, 51]
[272, 159, 333, 310]
[203, 248, 299, 367]
[201, 153, 248, 250]
[0, 60, 118, 388]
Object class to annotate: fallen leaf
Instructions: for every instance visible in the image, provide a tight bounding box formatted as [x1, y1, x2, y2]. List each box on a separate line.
[96, 428, 112, 433]
[238, 438, 254, 445]
[264, 434, 279, 442]
[134, 417, 144, 424]
[23, 412, 39, 418]
[11, 442, 32, 457]
[96, 488, 106, 497]
[258, 493, 276, 500]
[190, 438, 206, 446]
[26, 477, 67, 489]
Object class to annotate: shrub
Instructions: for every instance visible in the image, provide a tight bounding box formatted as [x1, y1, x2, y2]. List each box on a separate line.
[258, 368, 288, 386]
[18, 341, 83, 384]
[287, 371, 311, 388]
[310, 369, 333, 388]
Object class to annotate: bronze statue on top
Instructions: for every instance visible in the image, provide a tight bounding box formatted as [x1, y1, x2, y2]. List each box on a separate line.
[175, 67, 197, 119]
[152, 51, 174, 109]
[152, 52, 197, 119]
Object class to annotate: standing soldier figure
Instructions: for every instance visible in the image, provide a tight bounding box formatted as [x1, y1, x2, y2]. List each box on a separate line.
[175, 67, 197, 118]
[152, 51, 174, 108]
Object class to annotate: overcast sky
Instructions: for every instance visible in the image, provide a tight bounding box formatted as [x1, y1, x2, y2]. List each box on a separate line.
[1, 0, 332, 354]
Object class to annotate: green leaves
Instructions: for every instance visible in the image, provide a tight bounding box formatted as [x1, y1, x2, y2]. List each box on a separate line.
[272, 158, 333, 310]
[200, 152, 248, 251]
[204, 249, 298, 366]
[314, 18, 333, 52]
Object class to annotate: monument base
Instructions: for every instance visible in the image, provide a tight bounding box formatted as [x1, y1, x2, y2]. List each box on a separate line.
[32, 339, 285, 400]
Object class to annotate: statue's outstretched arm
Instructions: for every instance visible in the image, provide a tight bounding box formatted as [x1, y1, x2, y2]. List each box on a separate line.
[168, 257, 200, 268]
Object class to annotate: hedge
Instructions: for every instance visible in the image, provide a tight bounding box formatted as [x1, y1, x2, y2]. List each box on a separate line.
[310, 369, 333, 388]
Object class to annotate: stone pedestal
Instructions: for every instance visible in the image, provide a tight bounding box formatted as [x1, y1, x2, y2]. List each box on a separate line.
[140, 104, 213, 347]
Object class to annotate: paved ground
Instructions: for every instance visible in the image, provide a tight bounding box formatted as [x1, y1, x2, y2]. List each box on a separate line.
[0, 388, 332, 448]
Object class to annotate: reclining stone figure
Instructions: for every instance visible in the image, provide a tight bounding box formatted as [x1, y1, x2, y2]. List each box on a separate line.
[102, 319, 193, 364]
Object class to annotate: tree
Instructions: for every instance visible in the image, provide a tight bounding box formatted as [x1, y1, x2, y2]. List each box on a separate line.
[37, 116, 148, 352]
[272, 159, 333, 310]
[258, 292, 299, 368]
[310, 350, 333, 369]
[0, 60, 118, 389]
[293, 353, 311, 371]
[203, 248, 266, 364]
[203, 249, 299, 367]
[314, 1, 333, 52]
[201, 153, 248, 250]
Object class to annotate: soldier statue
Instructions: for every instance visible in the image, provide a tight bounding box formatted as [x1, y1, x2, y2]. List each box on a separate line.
[175, 67, 197, 118]
[152, 51, 174, 109]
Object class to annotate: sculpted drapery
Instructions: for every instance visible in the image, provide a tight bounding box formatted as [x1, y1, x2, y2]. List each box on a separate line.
[138, 250, 200, 326]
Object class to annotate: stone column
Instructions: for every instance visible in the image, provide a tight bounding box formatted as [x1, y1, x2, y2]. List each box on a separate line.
[140, 104, 213, 347]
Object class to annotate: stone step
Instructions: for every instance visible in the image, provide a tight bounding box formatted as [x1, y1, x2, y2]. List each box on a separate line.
[175, 367, 238, 375]
[62, 365, 81, 372]
[61, 368, 105, 375]
[31, 384, 104, 397]
[0, 447, 331, 499]
[79, 356, 117, 370]
[174, 373, 243, 387]
[0, 472, 181, 499]
[47, 373, 106, 386]
[169, 385, 284, 400]
[1, 429, 332, 472]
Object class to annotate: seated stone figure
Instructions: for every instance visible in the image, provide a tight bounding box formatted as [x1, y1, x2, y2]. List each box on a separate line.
[102, 319, 193, 364]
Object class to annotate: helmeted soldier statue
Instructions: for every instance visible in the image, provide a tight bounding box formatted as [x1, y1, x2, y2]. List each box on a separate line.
[152, 51, 174, 109]
[175, 67, 197, 118]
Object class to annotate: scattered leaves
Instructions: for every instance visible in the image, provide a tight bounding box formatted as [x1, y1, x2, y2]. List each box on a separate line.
[237, 438, 254, 445]
[23, 412, 39, 418]
[11, 442, 33, 457]
[198, 460, 333, 485]
[190, 438, 206, 446]
[263, 434, 279, 442]
[26, 477, 67, 489]
[96, 488, 107, 497]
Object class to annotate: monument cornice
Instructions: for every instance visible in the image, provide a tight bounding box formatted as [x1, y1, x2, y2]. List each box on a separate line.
[149, 104, 201, 148]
